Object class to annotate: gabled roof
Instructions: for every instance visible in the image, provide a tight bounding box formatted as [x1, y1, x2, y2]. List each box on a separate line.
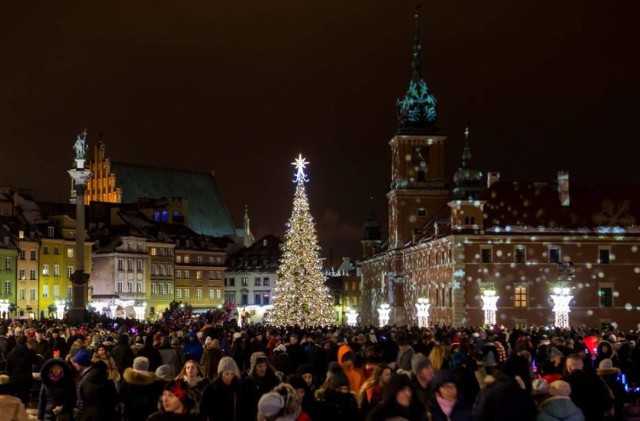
[110, 162, 236, 237]
[226, 234, 283, 272]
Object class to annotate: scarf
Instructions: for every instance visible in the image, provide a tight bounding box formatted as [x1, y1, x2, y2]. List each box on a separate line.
[436, 395, 455, 417]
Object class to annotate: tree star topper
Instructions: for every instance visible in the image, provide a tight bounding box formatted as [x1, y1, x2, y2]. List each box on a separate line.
[292, 154, 309, 183]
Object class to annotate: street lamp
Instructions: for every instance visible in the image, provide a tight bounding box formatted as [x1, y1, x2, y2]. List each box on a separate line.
[378, 303, 391, 327]
[0, 299, 9, 319]
[481, 290, 499, 327]
[415, 297, 430, 328]
[551, 287, 573, 328]
[345, 308, 358, 327]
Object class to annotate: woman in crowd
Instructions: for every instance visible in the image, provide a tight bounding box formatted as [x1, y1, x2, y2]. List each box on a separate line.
[199, 357, 245, 421]
[91, 343, 121, 383]
[365, 373, 427, 421]
[358, 363, 391, 416]
[175, 359, 209, 415]
[38, 358, 76, 421]
[200, 337, 222, 382]
[428, 370, 473, 421]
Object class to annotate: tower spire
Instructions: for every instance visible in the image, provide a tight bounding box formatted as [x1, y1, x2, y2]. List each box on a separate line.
[412, 5, 423, 81]
[461, 123, 472, 167]
[453, 124, 484, 200]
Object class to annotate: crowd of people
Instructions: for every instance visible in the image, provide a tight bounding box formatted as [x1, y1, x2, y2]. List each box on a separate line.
[0, 310, 638, 421]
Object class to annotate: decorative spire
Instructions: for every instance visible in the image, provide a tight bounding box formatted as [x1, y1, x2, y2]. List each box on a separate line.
[363, 194, 382, 242]
[243, 204, 251, 235]
[396, 6, 438, 134]
[461, 123, 472, 167]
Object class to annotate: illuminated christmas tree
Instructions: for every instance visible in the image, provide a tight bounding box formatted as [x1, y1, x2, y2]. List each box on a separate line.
[270, 154, 334, 327]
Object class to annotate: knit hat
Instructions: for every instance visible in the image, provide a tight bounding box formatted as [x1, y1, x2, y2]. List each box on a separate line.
[164, 380, 193, 408]
[73, 348, 92, 367]
[217, 356, 241, 378]
[599, 358, 614, 370]
[411, 353, 432, 375]
[431, 369, 457, 392]
[155, 364, 174, 381]
[133, 356, 150, 372]
[532, 378, 549, 396]
[258, 391, 285, 417]
[296, 364, 313, 376]
[549, 380, 571, 397]
[330, 370, 350, 391]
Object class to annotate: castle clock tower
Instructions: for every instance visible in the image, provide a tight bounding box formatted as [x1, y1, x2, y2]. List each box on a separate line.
[388, 10, 450, 249]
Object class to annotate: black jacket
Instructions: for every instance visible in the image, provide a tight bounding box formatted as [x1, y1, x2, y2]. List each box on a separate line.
[37, 358, 77, 421]
[200, 376, 247, 421]
[110, 335, 134, 375]
[76, 361, 118, 421]
[120, 367, 161, 421]
[472, 374, 537, 421]
[564, 369, 614, 421]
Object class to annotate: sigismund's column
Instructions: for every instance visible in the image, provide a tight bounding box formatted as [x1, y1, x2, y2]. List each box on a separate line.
[67, 129, 92, 324]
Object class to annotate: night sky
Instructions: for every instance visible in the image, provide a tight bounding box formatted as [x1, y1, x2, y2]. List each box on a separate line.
[1, 1, 638, 262]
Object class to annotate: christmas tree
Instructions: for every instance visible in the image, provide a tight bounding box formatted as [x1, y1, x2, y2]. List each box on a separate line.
[270, 155, 334, 327]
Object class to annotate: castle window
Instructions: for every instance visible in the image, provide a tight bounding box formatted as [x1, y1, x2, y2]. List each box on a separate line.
[417, 208, 426, 217]
[515, 246, 526, 264]
[549, 247, 560, 264]
[481, 247, 492, 263]
[599, 248, 610, 264]
[515, 286, 528, 307]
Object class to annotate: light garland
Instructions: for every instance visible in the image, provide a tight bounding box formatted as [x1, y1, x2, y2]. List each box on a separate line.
[481, 290, 499, 327]
[551, 287, 573, 328]
[346, 308, 359, 327]
[270, 155, 334, 327]
[415, 297, 430, 328]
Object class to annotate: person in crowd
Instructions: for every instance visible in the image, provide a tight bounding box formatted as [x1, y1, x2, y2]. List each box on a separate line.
[315, 366, 360, 421]
[38, 358, 76, 421]
[29, 328, 51, 362]
[175, 359, 209, 415]
[450, 350, 480, 406]
[244, 351, 282, 421]
[229, 332, 245, 371]
[200, 337, 222, 382]
[48, 328, 68, 360]
[409, 353, 434, 407]
[472, 370, 537, 421]
[296, 364, 316, 393]
[120, 356, 159, 421]
[111, 333, 134, 376]
[358, 363, 391, 416]
[563, 354, 613, 421]
[596, 358, 624, 421]
[337, 345, 364, 394]
[428, 343, 449, 370]
[91, 343, 121, 383]
[365, 373, 427, 421]
[395, 336, 415, 371]
[429, 369, 473, 421]
[258, 383, 311, 421]
[287, 374, 317, 419]
[182, 332, 203, 366]
[0, 373, 28, 421]
[6, 335, 37, 406]
[531, 378, 550, 408]
[156, 364, 175, 382]
[72, 349, 118, 421]
[158, 336, 178, 372]
[286, 334, 308, 370]
[540, 348, 565, 377]
[595, 341, 617, 369]
[272, 343, 293, 376]
[139, 334, 163, 373]
[147, 380, 198, 421]
[537, 380, 585, 421]
[199, 357, 245, 421]
[171, 337, 186, 375]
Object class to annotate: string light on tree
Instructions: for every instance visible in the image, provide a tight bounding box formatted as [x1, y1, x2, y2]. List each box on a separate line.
[551, 287, 573, 328]
[481, 290, 499, 327]
[270, 154, 334, 327]
[378, 303, 391, 327]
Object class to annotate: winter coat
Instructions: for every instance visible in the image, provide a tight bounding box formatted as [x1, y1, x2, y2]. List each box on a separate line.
[110, 335, 134, 375]
[597, 369, 625, 421]
[395, 345, 415, 371]
[0, 395, 28, 421]
[37, 359, 76, 421]
[244, 353, 281, 421]
[200, 345, 222, 381]
[365, 373, 426, 421]
[564, 369, 613, 421]
[472, 373, 537, 421]
[286, 342, 308, 370]
[120, 367, 160, 421]
[29, 338, 51, 361]
[182, 334, 203, 363]
[200, 376, 246, 421]
[429, 397, 474, 421]
[76, 360, 118, 421]
[6, 343, 36, 402]
[315, 389, 361, 421]
[537, 396, 585, 421]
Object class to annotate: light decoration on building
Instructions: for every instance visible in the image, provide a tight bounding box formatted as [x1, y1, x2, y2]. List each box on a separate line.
[346, 308, 359, 327]
[378, 303, 391, 327]
[481, 289, 499, 327]
[133, 303, 147, 321]
[0, 299, 9, 319]
[415, 297, 430, 328]
[55, 300, 65, 320]
[109, 305, 119, 318]
[551, 287, 573, 328]
[270, 155, 334, 327]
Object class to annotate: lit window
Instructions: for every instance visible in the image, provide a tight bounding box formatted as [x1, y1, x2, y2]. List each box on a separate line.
[196, 271, 203, 280]
[209, 289, 214, 299]
[176, 289, 182, 299]
[42, 285, 49, 298]
[216, 289, 221, 299]
[67, 248, 74, 258]
[151, 248, 157, 256]
[4, 257, 11, 270]
[196, 289, 202, 299]
[67, 266, 73, 278]
[184, 289, 190, 299]
[53, 265, 60, 277]
[151, 283, 156, 295]
[242, 277, 248, 287]
[515, 286, 528, 308]
[42, 264, 50, 276]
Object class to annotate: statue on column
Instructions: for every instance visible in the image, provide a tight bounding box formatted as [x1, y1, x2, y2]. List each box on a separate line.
[73, 129, 87, 161]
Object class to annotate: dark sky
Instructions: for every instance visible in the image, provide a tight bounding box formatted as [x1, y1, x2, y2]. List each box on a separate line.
[1, 1, 638, 262]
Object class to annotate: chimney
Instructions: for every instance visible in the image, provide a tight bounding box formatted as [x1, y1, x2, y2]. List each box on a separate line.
[558, 171, 570, 206]
[487, 172, 501, 188]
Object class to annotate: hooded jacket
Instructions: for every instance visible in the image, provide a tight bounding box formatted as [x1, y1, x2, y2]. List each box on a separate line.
[120, 367, 160, 421]
[37, 358, 76, 421]
[537, 396, 585, 421]
[337, 345, 364, 393]
[183, 332, 203, 363]
[110, 334, 134, 375]
[76, 360, 118, 421]
[366, 373, 427, 421]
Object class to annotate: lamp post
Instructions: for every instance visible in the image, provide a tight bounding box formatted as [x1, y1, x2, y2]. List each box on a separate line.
[551, 287, 573, 328]
[481, 290, 499, 327]
[345, 308, 358, 327]
[0, 299, 9, 319]
[378, 303, 391, 327]
[415, 297, 430, 328]
[67, 130, 92, 324]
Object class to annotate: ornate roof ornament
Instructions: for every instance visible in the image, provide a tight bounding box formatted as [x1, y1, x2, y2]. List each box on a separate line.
[453, 124, 484, 200]
[396, 6, 438, 134]
[292, 154, 309, 184]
